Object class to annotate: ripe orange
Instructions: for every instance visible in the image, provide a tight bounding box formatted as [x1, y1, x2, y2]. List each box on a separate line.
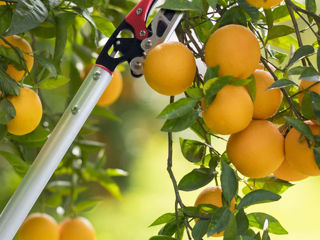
[202, 84, 253, 135]
[0, 35, 34, 81]
[204, 24, 260, 79]
[59, 217, 95, 240]
[227, 120, 285, 178]
[82, 65, 123, 106]
[256, 62, 276, 72]
[246, 0, 283, 9]
[252, 70, 283, 119]
[273, 158, 308, 182]
[285, 121, 320, 176]
[194, 186, 235, 237]
[18, 213, 59, 240]
[6, 87, 42, 135]
[143, 42, 196, 96]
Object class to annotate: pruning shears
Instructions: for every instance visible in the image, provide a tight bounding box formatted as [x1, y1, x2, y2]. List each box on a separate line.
[0, 1, 183, 239]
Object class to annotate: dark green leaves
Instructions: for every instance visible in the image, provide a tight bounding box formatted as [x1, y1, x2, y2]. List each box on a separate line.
[158, 98, 198, 120]
[224, 214, 237, 240]
[0, 67, 20, 96]
[39, 75, 70, 89]
[237, 190, 281, 209]
[0, 5, 11, 35]
[0, 151, 29, 177]
[208, 207, 231, 236]
[161, 111, 199, 132]
[310, 91, 320, 123]
[247, 212, 288, 235]
[237, 0, 259, 22]
[221, 161, 238, 204]
[6, 0, 48, 35]
[150, 213, 178, 227]
[242, 177, 293, 195]
[149, 236, 177, 240]
[267, 79, 297, 90]
[267, 25, 294, 41]
[180, 138, 206, 163]
[160, 0, 203, 13]
[236, 208, 249, 235]
[313, 147, 320, 170]
[284, 116, 314, 142]
[204, 76, 233, 106]
[178, 168, 215, 191]
[287, 45, 315, 68]
[192, 219, 209, 240]
[0, 99, 15, 124]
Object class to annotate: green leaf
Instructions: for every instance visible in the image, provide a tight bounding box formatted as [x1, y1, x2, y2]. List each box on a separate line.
[301, 92, 315, 120]
[242, 176, 293, 195]
[75, 200, 99, 213]
[190, 118, 209, 141]
[237, 190, 281, 209]
[35, 55, 57, 78]
[186, 88, 203, 100]
[76, 139, 106, 152]
[247, 75, 256, 101]
[0, 124, 7, 141]
[299, 67, 320, 81]
[0, 98, 15, 124]
[287, 45, 315, 68]
[224, 214, 237, 240]
[7, 126, 50, 144]
[157, 98, 198, 120]
[221, 161, 238, 204]
[204, 66, 219, 82]
[160, 0, 203, 13]
[0, 67, 20, 96]
[310, 91, 320, 123]
[149, 236, 177, 240]
[179, 138, 206, 163]
[208, 207, 231, 236]
[178, 168, 215, 191]
[317, 49, 320, 72]
[313, 147, 320, 170]
[161, 111, 198, 132]
[39, 75, 70, 89]
[247, 212, 288, 235]
[236, 208, 249, 235]
[91, 106, 121, 122]
[267, 25, 294, 40]
[207, 0, 218, 8]
[267, 79, 298, 90]
[284, 116, 315, 142]
[288, 66, 306, 75]
[0, 5, 11, 35]
[0, 151, 29, 177]
[237, 0, 259, 22]
[272, 5, 289, 22]
[192, 219, 210, 240]
[5, 0, 48, 35]
[306, 0, 316, 15]
[204, 76, 233, 106]
[105, 168, 128, 177]
[150, 213, 177, 227]
[92, 15, 115, 37]
[219, 6, 247, 27]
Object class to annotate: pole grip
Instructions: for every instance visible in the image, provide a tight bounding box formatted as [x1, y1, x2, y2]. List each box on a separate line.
[0, 65, 112, 240]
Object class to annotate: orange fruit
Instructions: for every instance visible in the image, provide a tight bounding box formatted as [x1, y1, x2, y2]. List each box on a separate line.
[6, 87, 42, 135]
[194, 186, 235, 237]
[0, 35, 34, 81]
[202, 84, 253, 135]
[246, 0, 283, 9]
[59, 217, 95, 240]
[252, 70, 283, 119]
[18, 213, 59, 240]
[227, 120, 285, 178]
[273, 158, 308, 182]
[256, 62, 276, 72]
[204, 24, 260, 79]
[82, 65, 123, 106]
[144, 42, 196, 96]
[285, 121, 320, 176]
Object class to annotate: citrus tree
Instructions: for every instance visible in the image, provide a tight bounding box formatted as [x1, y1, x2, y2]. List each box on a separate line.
[0, 0, 320, 239]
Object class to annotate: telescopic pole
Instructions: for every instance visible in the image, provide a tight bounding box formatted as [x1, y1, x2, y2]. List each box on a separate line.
[0, 65, 112, 240]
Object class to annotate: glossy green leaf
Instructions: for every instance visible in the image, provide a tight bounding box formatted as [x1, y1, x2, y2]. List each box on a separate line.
[0, 98, 15, 124]
[6, 0, 48, 35]
[247, 212, 288, 235]
[247, 75, 256, 101]
[92, 15, 115, 37]
[287, 45, 315, 68]
[284, 116, 315, 142]
[301, 92, 315, 120]
[204, 66, 219, 82]
[0, 151, 29, 177]
[160, 0, 203, 12]
[267, 25, 294, 41]
[0, 67, 20, 96]
[299, 67, 320, 81]
[7, 126, 50, 144]
[178, 168, 215, 191]
[186, 88, 203, 100]
[267, 79, 297, 90]
[179, 138, 206, 163]
[204, 76, 233, 106]
[207, 0, 218, 8]
[161, 111, 199, 132]
[157, 98, 198, 120]
[192, 219, 210, 240]
[91, 106, 121, 122]
[236, 208, 249, 235]
[310, 91, 320, 123]
[237, 190, 281, 209]
[149, 213, 177, 227]
[0, 5, 11, 35]
[221, 161, 238, 204]
[224, 214, 237, 240]
[237, 0, 259, 22]
[0, 124, 7, 141]
[219, 6, 247, 27]
[317, 49, 320, 72]
[39, 75, 70, 89]
[208, 207, 231, 236]
[35, 55, 57, 78]
[75, 200, 99, 213]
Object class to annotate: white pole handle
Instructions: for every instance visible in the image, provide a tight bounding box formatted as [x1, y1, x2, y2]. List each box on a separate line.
[0, 65, 112, 240]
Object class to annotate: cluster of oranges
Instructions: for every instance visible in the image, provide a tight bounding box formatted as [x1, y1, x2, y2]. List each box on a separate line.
[17, 213, 95, 240]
